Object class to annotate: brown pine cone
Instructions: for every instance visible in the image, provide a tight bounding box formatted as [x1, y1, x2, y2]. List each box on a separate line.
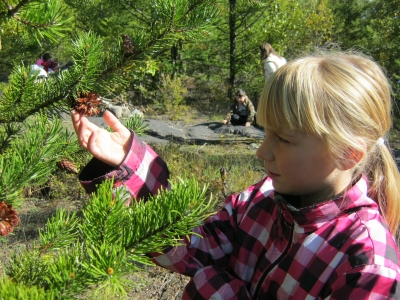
[0, 202, 19, 236]
[57, 159, 78, 174]
[72, 92, 102, 116]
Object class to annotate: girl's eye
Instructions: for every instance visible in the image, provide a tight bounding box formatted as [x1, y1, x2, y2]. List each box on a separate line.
[275, 135, 289, 143]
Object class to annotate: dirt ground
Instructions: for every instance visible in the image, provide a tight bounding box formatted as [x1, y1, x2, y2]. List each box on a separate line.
[127, 267, 188, 299]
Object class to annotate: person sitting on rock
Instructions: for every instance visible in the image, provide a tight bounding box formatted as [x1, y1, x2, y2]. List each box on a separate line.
[41, 53, 58, 74]
[222, 89, 256, 127]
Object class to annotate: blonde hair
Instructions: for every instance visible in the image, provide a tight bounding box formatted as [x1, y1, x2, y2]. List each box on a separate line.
[257, 51, 400, 239]
[259, 42, 281, 61]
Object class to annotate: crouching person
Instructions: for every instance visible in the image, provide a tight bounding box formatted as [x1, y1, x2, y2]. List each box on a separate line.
[222, 89, 256, 127]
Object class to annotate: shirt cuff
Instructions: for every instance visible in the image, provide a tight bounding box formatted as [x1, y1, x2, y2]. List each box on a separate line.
[78, 130, 142, 194]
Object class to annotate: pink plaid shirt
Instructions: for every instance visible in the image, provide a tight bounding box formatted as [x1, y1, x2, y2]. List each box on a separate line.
[79, 133, 400, 299]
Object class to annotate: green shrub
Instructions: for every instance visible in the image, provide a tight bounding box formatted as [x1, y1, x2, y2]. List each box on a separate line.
[156, 74, 188, 120]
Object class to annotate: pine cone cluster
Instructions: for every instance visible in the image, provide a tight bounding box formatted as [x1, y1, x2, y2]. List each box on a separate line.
[0, 201, 19, 236]
[121, 34, 135, 58]
[72, 92, 102, 116]
[57, 159, 78, 174]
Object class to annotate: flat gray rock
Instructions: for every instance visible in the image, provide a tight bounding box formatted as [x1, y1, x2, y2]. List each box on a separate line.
[87, 116, 108, 128]
[140, 135, 170, 145]
[143, 119, 186, 142]
[211, 123, 265, 139]
[142, 119, 265, 145]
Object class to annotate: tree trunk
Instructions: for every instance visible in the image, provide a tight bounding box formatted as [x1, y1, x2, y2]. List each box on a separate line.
[228, 0, 237, 99]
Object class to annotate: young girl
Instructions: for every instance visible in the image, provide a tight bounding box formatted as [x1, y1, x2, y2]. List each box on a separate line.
[73, 51, 400, 299]
[259, 42, 286, 84]
[41, 53, 58, 74]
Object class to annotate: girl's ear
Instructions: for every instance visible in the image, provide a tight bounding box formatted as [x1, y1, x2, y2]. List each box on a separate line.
[340, 140, 366, 170]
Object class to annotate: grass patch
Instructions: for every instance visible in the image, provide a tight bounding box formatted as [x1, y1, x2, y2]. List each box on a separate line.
[151, 142, 266, 206]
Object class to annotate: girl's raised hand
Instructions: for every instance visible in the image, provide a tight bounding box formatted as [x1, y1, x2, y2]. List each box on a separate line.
[71, 110, 132, 167]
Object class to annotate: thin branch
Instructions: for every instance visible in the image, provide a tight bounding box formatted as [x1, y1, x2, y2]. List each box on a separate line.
[6, 0, 31, 17]
[2, 0, 12, 10]
[12, 14, 57, 29]
[236, 7, 269, 37]
[131, 7, 176, 59]
[0, 0, 59, 30]
[118, 2, 151, 24]
[179, 0, 206, 21]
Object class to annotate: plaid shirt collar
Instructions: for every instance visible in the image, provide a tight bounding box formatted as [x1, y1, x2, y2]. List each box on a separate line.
[271, 175, 376, 233]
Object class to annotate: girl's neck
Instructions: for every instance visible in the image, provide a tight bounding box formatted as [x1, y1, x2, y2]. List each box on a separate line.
[299, 172, 358, 208]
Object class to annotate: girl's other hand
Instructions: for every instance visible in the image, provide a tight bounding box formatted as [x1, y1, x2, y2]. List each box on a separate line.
[71, 110, 131, 167]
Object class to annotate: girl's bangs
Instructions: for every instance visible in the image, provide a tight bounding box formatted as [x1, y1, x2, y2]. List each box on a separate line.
[257, 63, 324, 136]
[258, 74, 303, 133]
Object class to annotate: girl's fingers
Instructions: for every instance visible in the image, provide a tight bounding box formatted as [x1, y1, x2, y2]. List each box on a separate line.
[81, 116, 101, 133]
[72, 111, 99, 134]
[86, 128, 100, 157]
[77, 117, 93, 148]
[103, 110, 130, 135]
[71, 110, 82, 133]
[72, 110, 129, 164]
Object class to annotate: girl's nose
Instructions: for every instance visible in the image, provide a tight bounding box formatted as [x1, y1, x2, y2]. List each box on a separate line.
[256, 137, 274, 162]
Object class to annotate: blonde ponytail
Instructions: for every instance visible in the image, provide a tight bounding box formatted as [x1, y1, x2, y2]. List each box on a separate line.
[365, 142, 400, 241]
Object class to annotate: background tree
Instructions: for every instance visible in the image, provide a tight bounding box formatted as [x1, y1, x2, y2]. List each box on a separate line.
[178, 0, 334, 110]
[328, 0, 400, 115]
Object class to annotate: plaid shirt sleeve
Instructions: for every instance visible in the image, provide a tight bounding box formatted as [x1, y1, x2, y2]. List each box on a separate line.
[79, 131, 170, 201]
[328, 265, 400, 299]
[182, 266, 251, 299]
[152, 186, 263, 299]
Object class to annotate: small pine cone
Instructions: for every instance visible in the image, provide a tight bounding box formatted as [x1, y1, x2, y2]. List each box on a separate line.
[0, 201, 19, 236]
[57, 159, 78, 174]
[72, 92, 102, 116]
[121, 34, 135, 58]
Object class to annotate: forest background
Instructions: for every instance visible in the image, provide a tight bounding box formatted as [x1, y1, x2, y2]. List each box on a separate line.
[0, 0, 400, 299]
[2, 0, 400, 112]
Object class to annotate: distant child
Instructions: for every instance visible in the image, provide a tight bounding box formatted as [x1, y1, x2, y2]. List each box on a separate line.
[72, 50, 400, 299]
[36, 55, 44, 67]
[222, 89, 256, 127]
[40, 53, 58, 74]
[260, 42, 286, 84]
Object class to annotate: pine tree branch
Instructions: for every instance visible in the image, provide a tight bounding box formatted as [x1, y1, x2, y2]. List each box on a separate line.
[0, 33, 104, 123]
[0, 115, 81, 205]
[12, 13, 59, 29]
[3, 0, 57, 29]
[133, 13, 175, 59]
[0, 123, 20, 153]
[181, 0, 207, 19]
[0, 74, 77, 123]
[3, 177, 217, 298]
